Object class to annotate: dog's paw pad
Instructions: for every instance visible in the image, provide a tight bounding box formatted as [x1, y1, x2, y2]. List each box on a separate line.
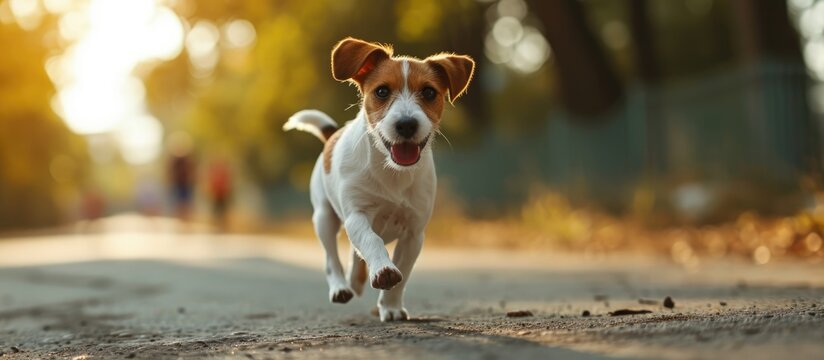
[330, 288, 354, 304]
[379, 307, 409, 322]
[371, 266, 403, 290]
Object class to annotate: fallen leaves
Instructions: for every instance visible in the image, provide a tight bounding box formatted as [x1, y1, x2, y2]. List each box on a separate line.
[609, 309, 653, 316]
[506, 310, 534, 318]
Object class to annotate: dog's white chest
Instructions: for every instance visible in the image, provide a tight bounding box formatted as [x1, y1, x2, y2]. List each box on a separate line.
[369, 200, 419, 243]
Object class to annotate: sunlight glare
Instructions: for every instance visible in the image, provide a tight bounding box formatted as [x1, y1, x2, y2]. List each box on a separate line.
[804, 38, 824, 80]
[9, 0, 43, 30]
[58, 76, 146, 135]
[492, 16, 523, 47]
[47, 0, 187, 165]
[43, 0, 73, 14]
[58, 10, 88, 41]
[115, 114, 164, 165]
[223, 19, 256, 49]
[186, 20, 220, 76]
[144, 6, 185, 60]
[511, 28, 551, 74]
[484, 3, 551, 75]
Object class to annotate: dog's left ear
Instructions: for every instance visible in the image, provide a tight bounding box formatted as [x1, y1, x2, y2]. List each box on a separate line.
[425, 54, 475, 104]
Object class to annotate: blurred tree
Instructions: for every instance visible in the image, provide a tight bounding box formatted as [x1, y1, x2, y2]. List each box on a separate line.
[529, 0, 624, 118]
[627, 0, 664, 174]
[730, 0, 804, 63]
[437, 0, 490, 135]
[0, 22, 88, 231]
[627, 0, 658, 83]
[647, 0, 735, 79]
[730, 0, 819, 176]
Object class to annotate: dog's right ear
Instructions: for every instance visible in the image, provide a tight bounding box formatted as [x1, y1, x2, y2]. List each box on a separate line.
[331, 37, 393, 86]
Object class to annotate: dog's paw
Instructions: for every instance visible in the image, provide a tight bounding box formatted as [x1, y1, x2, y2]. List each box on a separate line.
[329, 287, 354, 304]
[379, 305, 409, 322]
[371, 266, 403, 290]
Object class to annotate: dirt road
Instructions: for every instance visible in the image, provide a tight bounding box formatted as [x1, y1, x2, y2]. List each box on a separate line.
[1, 216, 823, 359]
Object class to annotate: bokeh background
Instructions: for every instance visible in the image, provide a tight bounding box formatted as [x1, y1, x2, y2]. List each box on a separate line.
[2, 0, 824, 264]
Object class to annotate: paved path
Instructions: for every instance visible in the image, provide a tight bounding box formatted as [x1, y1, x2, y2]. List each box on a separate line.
[1, 216, 823, 359]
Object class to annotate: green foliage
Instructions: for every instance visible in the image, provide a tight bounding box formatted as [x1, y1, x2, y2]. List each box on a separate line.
[0, 22, 88, 230]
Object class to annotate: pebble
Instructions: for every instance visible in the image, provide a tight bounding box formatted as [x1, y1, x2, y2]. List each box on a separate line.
[582, 310, 591, 317]
[664, 296, 675, 309]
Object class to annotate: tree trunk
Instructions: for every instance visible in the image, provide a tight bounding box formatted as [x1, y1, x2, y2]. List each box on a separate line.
[529, 0, 624, 119]
[628, 0, 659, 83]
[730, 0, 818, 178]
[730, 0, 802, 62]
[443, 2, 489, 131]
[627, 0, 665, 175]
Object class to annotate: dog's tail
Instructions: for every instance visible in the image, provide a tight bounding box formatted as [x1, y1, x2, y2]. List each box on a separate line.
[283, 110, 339, 143]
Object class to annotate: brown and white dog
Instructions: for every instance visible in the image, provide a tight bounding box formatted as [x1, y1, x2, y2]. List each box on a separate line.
[283, 38, 474, 321]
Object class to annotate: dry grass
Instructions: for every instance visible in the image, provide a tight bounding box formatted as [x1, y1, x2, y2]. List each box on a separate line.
[266, 189, 824, 266]
[427, 190, 824, 266]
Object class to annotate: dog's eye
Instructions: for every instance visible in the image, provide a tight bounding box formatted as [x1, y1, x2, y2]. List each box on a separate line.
[374, 86, 390, 99]
[421, 87, 437, 101]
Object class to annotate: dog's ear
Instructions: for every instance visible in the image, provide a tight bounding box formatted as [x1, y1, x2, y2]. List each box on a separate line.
[331, 37, 393, 85]
[425, 54, 475, 104]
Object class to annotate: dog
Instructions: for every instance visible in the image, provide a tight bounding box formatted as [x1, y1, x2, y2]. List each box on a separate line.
[283, 38, 474, 321]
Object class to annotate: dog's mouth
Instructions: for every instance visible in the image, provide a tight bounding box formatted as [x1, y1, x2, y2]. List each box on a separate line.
[382, 136, 429, 166]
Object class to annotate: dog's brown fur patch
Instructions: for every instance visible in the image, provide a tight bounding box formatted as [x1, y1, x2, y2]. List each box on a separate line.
[361, 60, 402, 127]
[323, 129, 343, 173]
[408, 60, 446, 127]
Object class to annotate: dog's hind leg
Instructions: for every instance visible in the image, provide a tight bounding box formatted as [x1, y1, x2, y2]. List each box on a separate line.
[347, 247, 368, 296]
[313, 205, 354, 304]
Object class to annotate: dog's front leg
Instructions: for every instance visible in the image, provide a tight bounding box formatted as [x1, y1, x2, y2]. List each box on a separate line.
[343, 213, 403, 290]
[378, 232, 423, 321]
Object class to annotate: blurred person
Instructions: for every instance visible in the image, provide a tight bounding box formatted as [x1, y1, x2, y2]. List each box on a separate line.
[135, 175, 163, 217]
[207, 159, 232, 229]
[166, 132, 196, 221]
[168, 152, 195, 220]
[81, 188, 105, 221]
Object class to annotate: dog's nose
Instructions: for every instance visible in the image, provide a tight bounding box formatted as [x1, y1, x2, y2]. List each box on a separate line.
[395, 117, 418, 139]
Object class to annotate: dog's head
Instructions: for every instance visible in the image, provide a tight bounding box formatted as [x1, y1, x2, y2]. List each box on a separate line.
[331, 37, 474, 169]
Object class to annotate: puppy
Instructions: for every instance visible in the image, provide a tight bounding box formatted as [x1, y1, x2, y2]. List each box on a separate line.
[283, 38, 474, 321]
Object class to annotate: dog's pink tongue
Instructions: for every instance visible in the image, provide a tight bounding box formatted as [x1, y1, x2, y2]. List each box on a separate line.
[390, 142, 421, 166]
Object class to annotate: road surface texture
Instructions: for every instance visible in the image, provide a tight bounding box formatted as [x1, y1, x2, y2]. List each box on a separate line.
[1, 215, 823, 359]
